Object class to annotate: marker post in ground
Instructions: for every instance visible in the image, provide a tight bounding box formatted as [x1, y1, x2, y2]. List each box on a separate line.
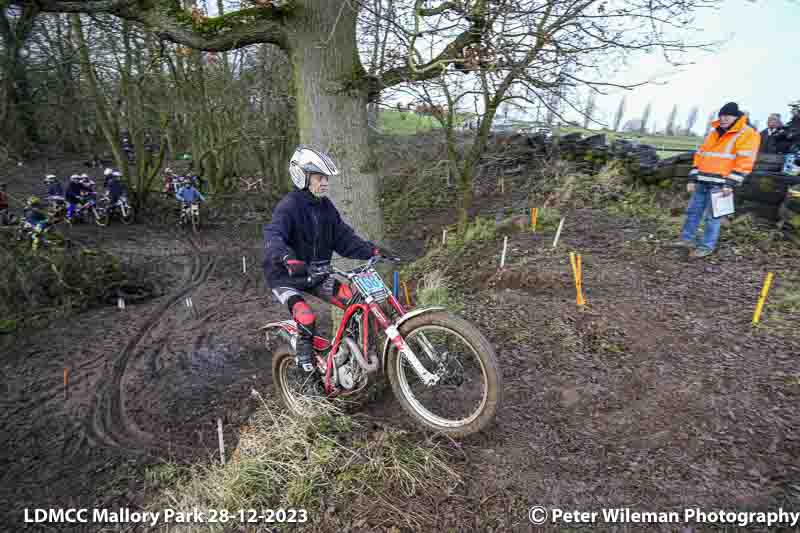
[63, 368, 69, 400]
[402, 281, 412, 307]
[569, 252, 586, 307]
[553, 217, 566, 248]
[500, 236, 509, 269]
[752, 272, 775, 325]
[531, 208, 538, 233]
[442, 229, 447, 246]
[242, 256, 247, 273]
[393, 272, 399, 298]
[217, 417, 226, 465]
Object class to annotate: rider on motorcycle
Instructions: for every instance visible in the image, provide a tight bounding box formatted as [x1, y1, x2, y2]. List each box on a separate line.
[80, 174, 96, 192]
[45, 174, 64, 197]
[263, 145, 383, 377]
[66, 174, 91, 219]
[103, 167, 115, 188]
[163, 167, 177, 194]
[23, 196, 50, 249]
[106, 170, 128, 206]
[175, 179, 205, 207]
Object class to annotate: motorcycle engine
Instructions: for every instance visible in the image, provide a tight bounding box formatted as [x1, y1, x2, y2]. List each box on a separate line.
[334, 337, 365, 390]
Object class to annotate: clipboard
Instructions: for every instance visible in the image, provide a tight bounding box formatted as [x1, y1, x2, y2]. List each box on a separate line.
[711, 189, 734, 218]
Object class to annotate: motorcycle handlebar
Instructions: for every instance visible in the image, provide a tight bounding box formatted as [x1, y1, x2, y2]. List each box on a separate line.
[305, 255, 402, 284]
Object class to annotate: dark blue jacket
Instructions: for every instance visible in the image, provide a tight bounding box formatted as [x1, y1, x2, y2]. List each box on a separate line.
[263, 190, 375, 289]
[107, 179, 127, 200]
[66, 182, 90, 202]
[47, 183, 64, 197]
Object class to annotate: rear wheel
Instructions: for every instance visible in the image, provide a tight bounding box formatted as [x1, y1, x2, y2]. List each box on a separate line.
[386, 311, 502, 438]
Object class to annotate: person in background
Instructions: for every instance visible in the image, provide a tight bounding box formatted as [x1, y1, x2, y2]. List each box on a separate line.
[45, 174, 64, 197]
[66, 174, 90, 219]
[106, 170, 128, 206]
[163, 167, 177, 194]
[759, 114, 789, 154]
[175, 179, 205, 207]
[0, 183, 10, 225]
[22, 196, 50, 250]
[673, 102, 760, 258]
[782, 102, 800, 153]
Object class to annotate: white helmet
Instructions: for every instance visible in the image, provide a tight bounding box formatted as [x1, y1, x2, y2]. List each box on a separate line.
[70, 174, 81, 182]
[289, 145, 339, 190]
[104, 168, 114, 176]
[784, 153, 800, 177]
[112, 170, 122, 177]
[80, 173, 89, 179]
[44, 174, 56, 183]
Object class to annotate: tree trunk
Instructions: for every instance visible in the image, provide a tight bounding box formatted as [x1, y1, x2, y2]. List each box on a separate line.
[286, 0, 382, 247]
[0, 2, 40, 154]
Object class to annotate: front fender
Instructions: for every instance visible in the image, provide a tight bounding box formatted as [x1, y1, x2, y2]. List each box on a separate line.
[260, 320, 297, 349]
[380, 307, 446, 372]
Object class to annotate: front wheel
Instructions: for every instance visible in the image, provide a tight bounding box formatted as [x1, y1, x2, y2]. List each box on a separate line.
[120, 204, 134, 224]
[94, 207, 109, 227]
[386, 311, 502, 438]
[271, 344, 325, 417]
[191, 207, 200, 233]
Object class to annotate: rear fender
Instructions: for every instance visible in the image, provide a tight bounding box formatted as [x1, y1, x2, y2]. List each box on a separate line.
[380, 307, 445, 372]
[260, 320, 297, 350]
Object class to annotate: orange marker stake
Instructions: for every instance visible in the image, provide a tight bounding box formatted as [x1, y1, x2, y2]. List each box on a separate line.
[531, 208, 538, 233]
[63, 368, 69, 400]
[570, 253, 586, 307]
[402, 281, 412, 307]
[577, 254, 586, 306]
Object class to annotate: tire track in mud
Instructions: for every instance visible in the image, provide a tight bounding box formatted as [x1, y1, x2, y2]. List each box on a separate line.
[83, 232, 219, 454]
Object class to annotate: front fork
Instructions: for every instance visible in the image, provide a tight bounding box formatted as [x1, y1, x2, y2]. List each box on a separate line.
[369, 300, 440, 387]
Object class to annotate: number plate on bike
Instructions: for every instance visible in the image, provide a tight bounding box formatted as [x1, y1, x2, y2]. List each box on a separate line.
[353, 272, 388, 301]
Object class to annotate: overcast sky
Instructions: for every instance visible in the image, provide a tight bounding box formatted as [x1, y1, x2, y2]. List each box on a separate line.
[585, 0, 800, 134]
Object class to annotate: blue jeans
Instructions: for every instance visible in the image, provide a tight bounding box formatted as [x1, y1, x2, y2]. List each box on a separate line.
[680, 182, 723, 251]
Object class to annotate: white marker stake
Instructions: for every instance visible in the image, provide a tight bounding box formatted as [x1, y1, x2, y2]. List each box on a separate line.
[117, 297, 125, 310]
[442, 229, 447, 246]
[217, 417, 225, 465]
[500, 236, 508, 269]
[552, 217, 566, 248]
[242, 256, 247, 273]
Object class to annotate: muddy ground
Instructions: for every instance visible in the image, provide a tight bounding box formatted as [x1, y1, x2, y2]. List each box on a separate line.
[2, 155, 800, 532]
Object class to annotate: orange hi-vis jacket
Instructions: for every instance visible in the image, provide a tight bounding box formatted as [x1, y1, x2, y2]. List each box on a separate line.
[691, 115, 761, 188]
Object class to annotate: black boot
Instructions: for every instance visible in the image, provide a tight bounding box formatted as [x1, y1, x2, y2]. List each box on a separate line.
[295, 329, 316, 373]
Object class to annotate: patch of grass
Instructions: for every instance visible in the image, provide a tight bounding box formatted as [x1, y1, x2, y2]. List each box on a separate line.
[145, 462, 184, 487]
[463, 215, 496, 243]
[378, 110, 443, 135]
[415, 269, 463, 313]
[774, 285, 800, 313]
[378, 110, 471, 136]
[148, 399, 460, 532]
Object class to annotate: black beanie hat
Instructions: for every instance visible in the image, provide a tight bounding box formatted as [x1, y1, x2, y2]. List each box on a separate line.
[719, 102, 743, 117]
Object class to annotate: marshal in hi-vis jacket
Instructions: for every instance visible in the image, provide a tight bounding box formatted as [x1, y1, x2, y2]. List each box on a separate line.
[691, 115, 761, 188]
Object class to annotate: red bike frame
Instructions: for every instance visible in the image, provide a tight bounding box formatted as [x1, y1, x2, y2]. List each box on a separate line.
[321, 292, 407, 395]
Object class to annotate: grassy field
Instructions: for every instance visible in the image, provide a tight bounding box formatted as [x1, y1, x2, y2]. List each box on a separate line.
[556, 125, 702, 155]
[378, 111, 701, 156]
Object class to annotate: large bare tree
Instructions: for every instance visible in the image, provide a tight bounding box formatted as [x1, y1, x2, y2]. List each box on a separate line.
[10, 0, 718, 240]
